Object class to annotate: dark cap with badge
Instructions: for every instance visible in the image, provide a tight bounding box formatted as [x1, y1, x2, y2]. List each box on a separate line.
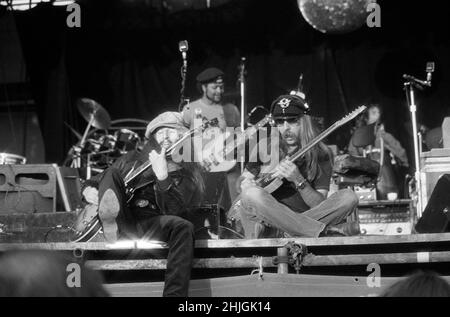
[196, 67, 224, 84]
[270, 94, 310, 119]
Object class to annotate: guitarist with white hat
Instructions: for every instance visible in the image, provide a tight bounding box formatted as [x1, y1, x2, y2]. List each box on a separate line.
[80, 111, 204, 297]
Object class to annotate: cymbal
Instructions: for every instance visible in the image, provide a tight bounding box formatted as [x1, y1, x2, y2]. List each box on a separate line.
[77, 98, 111, 130]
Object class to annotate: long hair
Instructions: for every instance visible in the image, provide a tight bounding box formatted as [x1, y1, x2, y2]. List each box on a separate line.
[281, 115, 332, 182]
[358, 103, 383, 127]
[179, 161, 205, 207]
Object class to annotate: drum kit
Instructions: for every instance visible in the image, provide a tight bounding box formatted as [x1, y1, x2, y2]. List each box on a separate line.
[66, 98, 145, 177]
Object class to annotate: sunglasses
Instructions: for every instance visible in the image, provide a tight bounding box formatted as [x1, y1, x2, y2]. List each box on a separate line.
[274, 117, 301, 126]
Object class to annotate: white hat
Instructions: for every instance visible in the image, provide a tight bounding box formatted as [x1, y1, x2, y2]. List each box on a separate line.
[145, 112, 188, 138]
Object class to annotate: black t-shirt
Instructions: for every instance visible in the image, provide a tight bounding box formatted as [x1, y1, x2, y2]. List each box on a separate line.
[246, 151, 332, 213]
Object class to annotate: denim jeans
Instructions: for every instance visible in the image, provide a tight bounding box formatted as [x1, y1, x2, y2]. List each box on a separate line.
[238, 187, 358, 238]
[98, 168, 194, 297]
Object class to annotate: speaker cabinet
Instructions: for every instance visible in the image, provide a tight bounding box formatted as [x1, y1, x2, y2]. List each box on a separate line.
[416, 174, 450, 233]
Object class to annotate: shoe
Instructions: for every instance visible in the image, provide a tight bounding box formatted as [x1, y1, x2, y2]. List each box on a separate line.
[321, 222, 360, 237]
[98, 189, 120, 243]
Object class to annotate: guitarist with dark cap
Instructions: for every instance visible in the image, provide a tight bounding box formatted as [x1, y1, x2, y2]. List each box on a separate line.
[236, 94, 360, 238]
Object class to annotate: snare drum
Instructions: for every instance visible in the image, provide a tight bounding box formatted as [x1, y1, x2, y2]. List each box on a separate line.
[114, 129, 140, 152]
[0, 153, 27, 165]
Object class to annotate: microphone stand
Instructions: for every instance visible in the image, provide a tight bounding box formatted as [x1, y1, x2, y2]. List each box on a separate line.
[179, 55, 189, 112]
[238, 57, 246, 173]
[403, 76, 430, 219]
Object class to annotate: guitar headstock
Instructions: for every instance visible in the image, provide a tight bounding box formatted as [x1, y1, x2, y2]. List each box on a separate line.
[254, 114, 273, 129]
[336, 105, 367, 127]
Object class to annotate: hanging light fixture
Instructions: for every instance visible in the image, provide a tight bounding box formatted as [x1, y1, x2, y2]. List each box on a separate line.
[297, 0, 376, 34]
[0, 0, 75, 10]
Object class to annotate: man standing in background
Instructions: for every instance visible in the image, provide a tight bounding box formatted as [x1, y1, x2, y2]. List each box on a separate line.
[182, 67, 241, 204]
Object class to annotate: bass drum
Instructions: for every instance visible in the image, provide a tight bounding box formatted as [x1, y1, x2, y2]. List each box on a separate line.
[0, 153, 27, 165]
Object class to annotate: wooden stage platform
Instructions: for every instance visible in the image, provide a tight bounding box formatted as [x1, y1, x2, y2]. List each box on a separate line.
[1, 233, 450, 296]
[2, 233, 450, 270]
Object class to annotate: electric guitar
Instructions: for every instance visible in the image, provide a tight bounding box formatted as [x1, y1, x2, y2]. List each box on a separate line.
[71, 118, 218, 243]
[201, 114, 273, 172]
[228, 106, 367, 219]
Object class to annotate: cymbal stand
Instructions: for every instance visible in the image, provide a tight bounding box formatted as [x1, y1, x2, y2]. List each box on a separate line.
[71, 113, 96, 169]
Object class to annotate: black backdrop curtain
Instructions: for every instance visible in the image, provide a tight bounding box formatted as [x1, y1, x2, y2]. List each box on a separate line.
[11, 0, 450, 164]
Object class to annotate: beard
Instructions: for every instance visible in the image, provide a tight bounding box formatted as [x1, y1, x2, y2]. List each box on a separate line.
[282, 131, 299, 144]
[281, 132, 300, 155]
[207, 92, 222, 104]
[159, 139, 174, 150]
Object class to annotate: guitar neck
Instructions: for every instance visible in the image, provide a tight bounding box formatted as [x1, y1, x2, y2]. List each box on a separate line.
[255, 106, 366, 188]
[289, 123, 338, 163]
[124, 160, 151, 186]
[124, 129, 197, 186]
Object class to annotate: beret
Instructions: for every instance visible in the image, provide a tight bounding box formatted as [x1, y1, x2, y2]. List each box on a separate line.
[196, 67, 224, 83]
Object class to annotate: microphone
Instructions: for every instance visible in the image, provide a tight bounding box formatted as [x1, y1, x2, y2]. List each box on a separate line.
[402, 74, 428, 88]
[238, 57, 246, 83]
[179, 40, 188, 63]
[426, 61, 435, 86]
[290, 73, 306, 99]
[403, 62, 435, 89]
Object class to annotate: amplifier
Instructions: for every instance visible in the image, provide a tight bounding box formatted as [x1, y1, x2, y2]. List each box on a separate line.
[420, 150, 450, 213]
[0, 165, 57, 214]
[0, 165, 82, 214]
[359, 222, 412, 236]
[355, 186, 377, 202]
[357, 200, 413, 236]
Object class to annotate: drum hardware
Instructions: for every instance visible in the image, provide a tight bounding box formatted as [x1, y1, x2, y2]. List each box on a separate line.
[114, 129, 140, 153]
[69, 98, 112, 169]
[65, 109, 147, 173]
[64, 122, 82, 140]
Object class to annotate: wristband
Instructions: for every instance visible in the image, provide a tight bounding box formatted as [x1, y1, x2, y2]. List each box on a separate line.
[295, 178, 307, 191]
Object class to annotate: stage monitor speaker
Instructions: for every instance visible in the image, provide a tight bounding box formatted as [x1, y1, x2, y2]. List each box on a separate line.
[0, 165, 83, 214]
[443, 117, 450, 149]
[415, 174, 450, 233]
